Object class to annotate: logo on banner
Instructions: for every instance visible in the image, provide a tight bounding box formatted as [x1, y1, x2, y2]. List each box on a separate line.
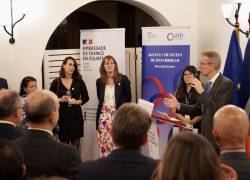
[82, 38, 93, 44]
[167, 32, 184, 41]
[147, 31, 157, 39]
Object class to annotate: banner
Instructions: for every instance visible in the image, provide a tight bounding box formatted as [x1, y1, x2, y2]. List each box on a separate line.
[80, 28, 125, 115]
[80, 28, 125, 160]
[142, 27, 190, 157]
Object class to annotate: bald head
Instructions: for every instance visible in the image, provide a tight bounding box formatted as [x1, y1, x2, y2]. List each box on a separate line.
[213, 105, 249, 148]
[24, 90, 59, 124]
[0, 90, 21, 119]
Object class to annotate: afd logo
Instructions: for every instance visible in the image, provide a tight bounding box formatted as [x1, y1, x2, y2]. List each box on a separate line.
[167, 32, 184, 41]
[82, 39, 93, 44]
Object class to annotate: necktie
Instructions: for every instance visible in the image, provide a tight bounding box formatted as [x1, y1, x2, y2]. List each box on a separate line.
[206, 81, 212, 94]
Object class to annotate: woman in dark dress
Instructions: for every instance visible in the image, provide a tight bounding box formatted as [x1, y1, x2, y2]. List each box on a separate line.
[175, 65, 201, 132]
[50, 56, 89, 150]
[96, 55, 131, 157]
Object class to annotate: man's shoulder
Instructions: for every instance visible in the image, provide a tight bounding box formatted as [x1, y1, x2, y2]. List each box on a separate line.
[222, 75, 232, 82]
[15, 132, 80, 158]
[219, 152, 250, 163]
[0, 124, 24, 140]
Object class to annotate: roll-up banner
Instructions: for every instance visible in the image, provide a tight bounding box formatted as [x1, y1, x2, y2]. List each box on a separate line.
[80, 28, 125, 116]
[142, 27, 191, 158]
[80, 28, 125, 160]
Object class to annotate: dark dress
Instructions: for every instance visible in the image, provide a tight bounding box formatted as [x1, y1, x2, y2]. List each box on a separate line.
[176, 88, 201, 132]
[50, 78, 89, 142]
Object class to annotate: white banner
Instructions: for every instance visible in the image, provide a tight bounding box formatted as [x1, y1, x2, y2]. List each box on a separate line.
[80, 28, 125, 160]
[80, 28, 125, 119]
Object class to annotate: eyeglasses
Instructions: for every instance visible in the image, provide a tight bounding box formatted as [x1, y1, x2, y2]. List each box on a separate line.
[200, 62, 212, 66]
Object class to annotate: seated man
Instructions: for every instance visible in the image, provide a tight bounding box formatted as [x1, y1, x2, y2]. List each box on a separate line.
[0, 90, 24, 140]
[0, 139, 26, 180]
[14, 90, 81, 179]
[213, 104, 250, 180]
[77, 103, 158, 180]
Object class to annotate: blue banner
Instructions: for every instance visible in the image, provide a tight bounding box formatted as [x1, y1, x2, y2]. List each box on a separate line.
[142, 27, 190, 157]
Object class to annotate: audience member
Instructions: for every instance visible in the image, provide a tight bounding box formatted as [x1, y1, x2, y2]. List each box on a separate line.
[19, 76, 37, 129]
[77, 103, 157, 180]
[0, 139, 26, 180]
[96, 55, 131, 157]
[164, 51, 233, 152]
[0, 77, 8, 90]
[0, 90, 24, 140]
[213, 105, 250, 180]
[152, 132, 237, 180]
[14, 90, 81, 179]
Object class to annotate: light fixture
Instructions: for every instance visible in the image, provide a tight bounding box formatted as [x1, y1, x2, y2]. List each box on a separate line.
[221, 1, 250, 38]
[3, 0, 25, 44]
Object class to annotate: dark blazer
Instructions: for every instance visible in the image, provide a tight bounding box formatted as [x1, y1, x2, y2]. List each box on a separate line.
[0, 77, 8, 90]
[96, 74, 131, 128]
[219, 152, 250, 180]
[179, 73, 233, 149]
[0, 123, 24, 140]
[14, 129, 81, 179]
[77, 148, 158, 180]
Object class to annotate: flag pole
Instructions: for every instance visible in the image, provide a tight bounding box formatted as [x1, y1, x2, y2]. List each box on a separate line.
[234, 3, 240, 40]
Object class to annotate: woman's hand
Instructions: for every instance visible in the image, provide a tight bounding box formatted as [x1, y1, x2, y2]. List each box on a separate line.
[68, 98, 82, 105]
[60, 95, 70, 102]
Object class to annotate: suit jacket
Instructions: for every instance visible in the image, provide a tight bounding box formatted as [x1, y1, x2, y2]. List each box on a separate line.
[0, 123, 24, 140]
[179, 73, 233, 149]
[219, 152, 250, 180]
[14, 129, 81, 179]
[77, 148, 158, 180]
[0, 77, 8, 90]
[96, 74, 131, 128]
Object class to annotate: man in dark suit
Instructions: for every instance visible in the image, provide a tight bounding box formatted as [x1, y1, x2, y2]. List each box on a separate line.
[0, 90, 24, 140]
[213, 105, 250, 180]
[77, 103, 158, 180]
[0, 77, 8, 90]
[165, 51, 233, 151]
[14, 90, 81, 179]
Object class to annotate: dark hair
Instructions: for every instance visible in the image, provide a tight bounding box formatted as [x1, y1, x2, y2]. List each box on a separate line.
[175, 65, 199, 101]
[99, 55, 122, 84]
[0, 139, 25, 180]
[112, 103, 151, 149]
[0, 90, 21, 119]
[153, 132, 223, 180]
[24, 90, 58, 123]
[19, 76, 37, 96]
[59, 56, 82, 79]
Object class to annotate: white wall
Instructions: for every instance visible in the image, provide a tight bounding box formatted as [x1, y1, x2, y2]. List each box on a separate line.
[0, 0, 249, 90]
